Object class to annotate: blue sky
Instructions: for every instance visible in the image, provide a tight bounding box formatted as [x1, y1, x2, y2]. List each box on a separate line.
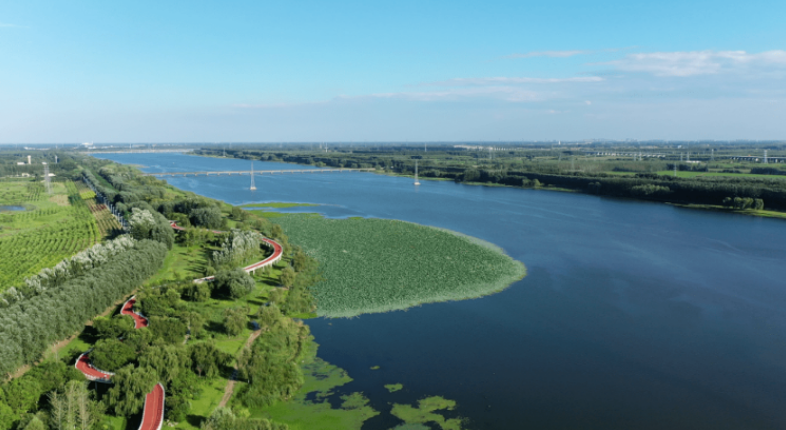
[1, 0, 784, 142]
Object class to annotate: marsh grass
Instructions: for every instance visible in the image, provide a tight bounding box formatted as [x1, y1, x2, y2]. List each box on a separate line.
[274, 216, 526, 318]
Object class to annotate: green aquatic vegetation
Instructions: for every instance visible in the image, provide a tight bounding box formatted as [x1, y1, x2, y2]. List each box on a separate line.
[242, 202, 319, 209]
[248, 357, 379, 430]
[385, 383, 403, 392]
[390, 396, 465, 430]
[274, 216, 527, 317]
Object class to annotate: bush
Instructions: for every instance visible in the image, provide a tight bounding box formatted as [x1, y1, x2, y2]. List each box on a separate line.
[215, 268, 255, 299]
[90, 338, 136, 371]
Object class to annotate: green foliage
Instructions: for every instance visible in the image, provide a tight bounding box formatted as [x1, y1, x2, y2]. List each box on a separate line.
[189, 341, 232, 378]
[231, 206, 248, 221]
[390, 396, 465, 430]
[48, 380, 102, 430]
[385, 383, 404, 393]
[90, 338, 136, 371]
[274, 216, 526, 317]
[0, 239, 166, 374]
[190, 206, 223, 229]
[340, 392, 370, 410]
[201, 407, 289, 430]
[185, 282, 211, 302]
[107, 365, 158, 416]
[0, 179, 101, 290]
[239, 310, 312, 408]
[279, 266, 296, 288]
[138, 344, 192, 385]
[224, 307, 248, 337]
[139, 285, 182, 316]
[93, 314, 135, 339]
[215, 268, 255, 299]
[129, 207, 175, 249]
[148, 316, 188, 344]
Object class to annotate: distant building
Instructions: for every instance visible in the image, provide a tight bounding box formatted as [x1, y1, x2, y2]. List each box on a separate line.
[16, 162, 25, 165]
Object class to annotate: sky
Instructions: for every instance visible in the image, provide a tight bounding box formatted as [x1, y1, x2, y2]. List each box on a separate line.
[1, 0, 785, 143]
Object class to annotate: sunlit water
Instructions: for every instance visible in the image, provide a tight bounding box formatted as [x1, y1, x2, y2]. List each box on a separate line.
[98, 153, 786, 430]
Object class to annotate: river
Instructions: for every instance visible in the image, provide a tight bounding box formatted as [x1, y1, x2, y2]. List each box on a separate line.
[97, 153, 786, 430]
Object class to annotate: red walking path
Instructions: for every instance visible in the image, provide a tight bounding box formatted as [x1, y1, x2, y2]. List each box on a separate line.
[121, 296, 149, 329]
[169, 221, 284, 283]
[138, 383, 165, 430]
[75, 222, 281, 428]
[75, 352, 113, 382]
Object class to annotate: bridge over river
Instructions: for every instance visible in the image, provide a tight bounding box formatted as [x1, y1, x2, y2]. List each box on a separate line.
[142, 168, 376, 177]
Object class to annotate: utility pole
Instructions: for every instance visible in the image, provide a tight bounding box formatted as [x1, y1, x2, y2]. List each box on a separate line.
[764, 150, 768, 164]
[43, 162, 52, 194]
[249, 162, 256, 191]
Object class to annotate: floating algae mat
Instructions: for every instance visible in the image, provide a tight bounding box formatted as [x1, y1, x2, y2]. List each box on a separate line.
[275, 216, 526, 318]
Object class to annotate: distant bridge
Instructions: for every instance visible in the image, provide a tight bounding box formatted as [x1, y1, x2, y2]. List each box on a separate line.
[83, 149, 196, 154]
[142, 168, 375, 177]
[585, 151, 667, 158]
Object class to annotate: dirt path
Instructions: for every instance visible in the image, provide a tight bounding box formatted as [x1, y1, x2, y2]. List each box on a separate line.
[217, 330, 262, 408]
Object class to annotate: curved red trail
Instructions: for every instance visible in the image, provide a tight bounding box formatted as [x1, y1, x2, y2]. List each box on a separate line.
[121, 296, 149, 329]
[75, 352, 114, 383]
[137, 383, 165, 430]
[169, 222, 284, 283]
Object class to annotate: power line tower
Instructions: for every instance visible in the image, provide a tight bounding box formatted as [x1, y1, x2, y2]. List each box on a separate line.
[764, 150, 768, 164]
[43, 162, 52, 194]
[249, 162, 256, 191]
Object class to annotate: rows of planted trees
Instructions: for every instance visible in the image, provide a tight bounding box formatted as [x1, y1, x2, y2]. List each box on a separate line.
[0, 179, 101, 290]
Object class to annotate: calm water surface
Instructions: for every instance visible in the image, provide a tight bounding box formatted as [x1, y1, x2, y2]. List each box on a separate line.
[99, 153, 786, 430]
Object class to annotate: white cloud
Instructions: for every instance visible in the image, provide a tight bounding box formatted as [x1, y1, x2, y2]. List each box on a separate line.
[606, 50, 786, 77]
[427, 76, 603, 86]
[504, 50, 588, 59]
[369, 86, 540, 102]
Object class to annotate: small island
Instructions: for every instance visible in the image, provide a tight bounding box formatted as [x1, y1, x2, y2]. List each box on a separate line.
[274, 215, 527, 318]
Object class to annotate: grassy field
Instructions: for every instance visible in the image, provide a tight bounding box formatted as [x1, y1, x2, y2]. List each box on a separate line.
[274, 215, 527, 318]
[0, 178, 101, 290]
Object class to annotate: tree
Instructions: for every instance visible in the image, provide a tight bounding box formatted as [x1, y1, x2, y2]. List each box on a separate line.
[215, 268, 255, 299]
[0, 401, 14, 430]
[148, 316, 188, 345]
[138, 345, 191, 385]
[107, 365, 158, 415]
[224, 307, 248, 337]
[189, 342, 231, 378]
[93, 315, 135, 339]
[190, 207, 222, 229]
[185, 282, 211, 302]
[279, 266, 296, 288]
[21, 416, 44, 430]
[231, 207, 248, 221]
[90, 338, 136, 371]
[48, 381, 100, 430]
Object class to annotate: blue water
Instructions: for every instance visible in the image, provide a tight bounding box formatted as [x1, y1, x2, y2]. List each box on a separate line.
[0, 206, 25, 211]
[98, 153, 786, 430]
